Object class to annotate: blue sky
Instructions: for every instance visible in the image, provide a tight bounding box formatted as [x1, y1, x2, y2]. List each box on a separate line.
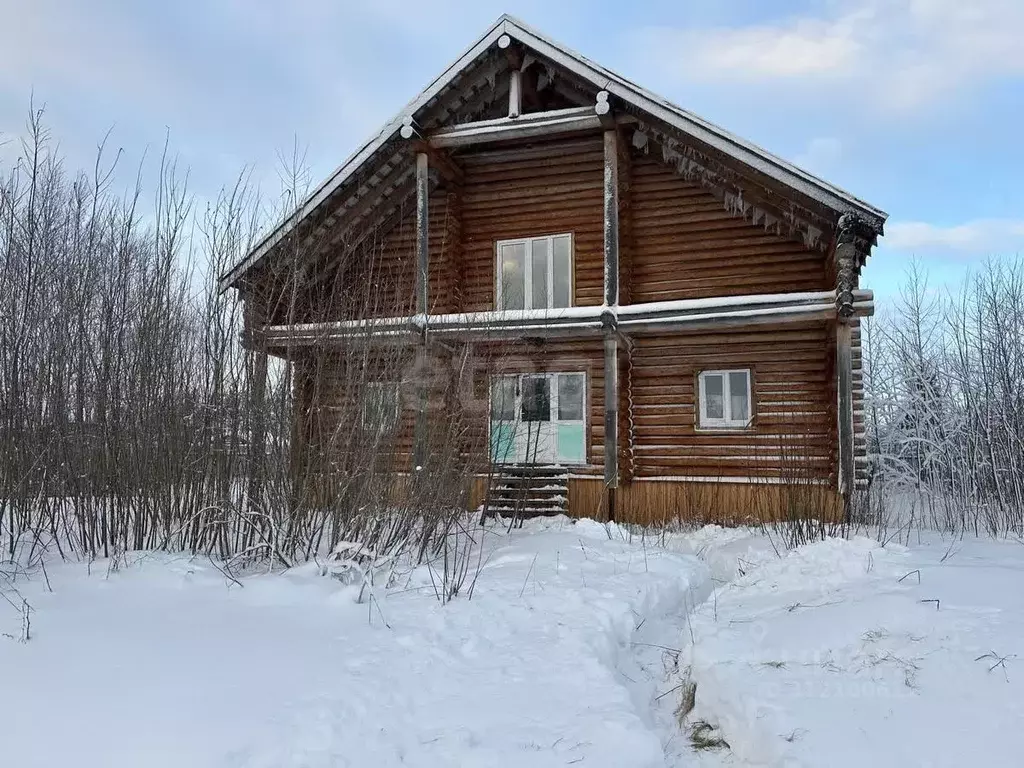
[2, 0, 1022, 299]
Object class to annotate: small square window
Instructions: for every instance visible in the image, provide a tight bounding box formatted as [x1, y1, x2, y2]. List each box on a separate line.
[698, 369, 752, 429]
[362, 382, 400, 434]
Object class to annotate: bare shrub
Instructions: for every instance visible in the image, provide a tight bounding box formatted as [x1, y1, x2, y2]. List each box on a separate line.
[0, 108, 488, 589]
[864, 260, 1024, 537]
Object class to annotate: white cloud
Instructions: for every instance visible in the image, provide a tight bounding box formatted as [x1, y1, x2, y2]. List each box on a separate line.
[885, 219, 1024, 255]
[640, 14, 864, 80]
[633, 0, 1024, 110]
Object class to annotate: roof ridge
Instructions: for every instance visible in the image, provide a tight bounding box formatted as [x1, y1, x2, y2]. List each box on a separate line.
[220, 14, 887, 291]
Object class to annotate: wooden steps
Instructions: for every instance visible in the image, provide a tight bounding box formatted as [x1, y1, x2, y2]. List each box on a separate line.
[484, 465, 569, 520]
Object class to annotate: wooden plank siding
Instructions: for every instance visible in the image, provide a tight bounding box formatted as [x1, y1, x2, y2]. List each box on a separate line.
[568, 477, 842, 525]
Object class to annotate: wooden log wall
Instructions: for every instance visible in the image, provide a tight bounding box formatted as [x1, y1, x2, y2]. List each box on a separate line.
[308, 190, 460, 321]
[286, 130, 871, 503]
[311, 134, 836, 321]
[627, 323, 837, 481]
[294, 351, 417, 469]
[459, 136, 606, 310]
[852, 317, 867, 484]
[629, 152, 829, 301]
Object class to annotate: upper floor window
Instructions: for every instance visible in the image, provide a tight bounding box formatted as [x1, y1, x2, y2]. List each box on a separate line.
[698, 369, 752, 429]
[496, 234, 572, 310]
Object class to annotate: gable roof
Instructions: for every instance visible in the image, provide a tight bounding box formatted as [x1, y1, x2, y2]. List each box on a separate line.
[220, 14, 887, 291]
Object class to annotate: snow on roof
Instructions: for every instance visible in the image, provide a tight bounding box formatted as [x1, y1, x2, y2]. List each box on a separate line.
[220, 14, 888, 292]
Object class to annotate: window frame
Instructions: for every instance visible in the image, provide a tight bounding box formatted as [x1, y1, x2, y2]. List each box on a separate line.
[361, 381, 401, 435]
[697, 368, 754, 430]
[495, 233, 574, 311]
[487, 371, 588, 465]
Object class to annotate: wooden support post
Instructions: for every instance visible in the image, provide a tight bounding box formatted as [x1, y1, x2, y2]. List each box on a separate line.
[247, 340, 269, 509]
[834, 213, 862, 521]
[415, 152, 430, 316]
[836, 321, 855, 507]
[603, 128, 620, 307]
[602, 127, 621, 517]
[604, 335, 619, 518]
[241, 296, 270, 511]
[413, 152, 430, 469]
[508, 69, 522, 119]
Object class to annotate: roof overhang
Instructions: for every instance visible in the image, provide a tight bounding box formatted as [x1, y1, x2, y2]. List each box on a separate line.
[219, 15, 888, 293]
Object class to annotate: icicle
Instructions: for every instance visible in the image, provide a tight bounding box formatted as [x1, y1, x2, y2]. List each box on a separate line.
[735, 190, 747, 218]
[803, 225, 823, 250]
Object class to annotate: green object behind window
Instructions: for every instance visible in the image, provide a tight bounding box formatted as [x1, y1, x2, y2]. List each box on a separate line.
[557, 423, 585, 463]
[490, 422, 516, 463]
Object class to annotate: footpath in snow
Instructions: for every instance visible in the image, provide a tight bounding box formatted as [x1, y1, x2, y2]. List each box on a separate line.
[4, 517, 1023, 767]
[0, 517, 710, 768]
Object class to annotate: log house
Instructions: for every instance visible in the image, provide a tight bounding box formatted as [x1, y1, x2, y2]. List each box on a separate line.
[220, 16, 887, 523]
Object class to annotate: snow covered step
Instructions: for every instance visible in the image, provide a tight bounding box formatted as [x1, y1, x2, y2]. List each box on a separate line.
[486, 506, 566, 517]
[491, 484, 567, 498]
[484, 465, 569, 520]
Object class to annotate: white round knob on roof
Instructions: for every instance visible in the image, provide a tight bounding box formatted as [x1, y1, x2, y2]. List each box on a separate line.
[596, 90, 609, 103]
[400, 115, 416, 139]
[498, 34, 512, 49]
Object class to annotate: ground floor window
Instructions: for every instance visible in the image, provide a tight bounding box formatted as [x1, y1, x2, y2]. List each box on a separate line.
[490, 372, 586, 464]
[698, 369, 752, 429]
[361, 381, 400, 434]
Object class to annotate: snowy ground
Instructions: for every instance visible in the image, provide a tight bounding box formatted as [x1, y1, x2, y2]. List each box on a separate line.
[2, 518, 1022, 767]
[0, 518, 709, 768]
[677, 530, 1024, 767]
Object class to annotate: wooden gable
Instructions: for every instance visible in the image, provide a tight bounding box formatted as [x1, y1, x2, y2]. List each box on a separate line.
[221, 15, 885, 298]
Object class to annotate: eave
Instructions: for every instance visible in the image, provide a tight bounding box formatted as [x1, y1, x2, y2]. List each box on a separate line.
[218, 15, 888, 293]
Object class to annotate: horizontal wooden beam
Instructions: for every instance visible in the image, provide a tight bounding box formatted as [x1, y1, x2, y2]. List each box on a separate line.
[410, 141, 464, 186]
[426, 106, 602, 149]
[259, 290, 874, 350]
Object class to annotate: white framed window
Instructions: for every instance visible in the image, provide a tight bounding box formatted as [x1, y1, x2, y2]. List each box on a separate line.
[496, 233, 573, 310]
[361, 382, 400, 434]
[698, 369, 752, 429]
[488, 372, 587, 464]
